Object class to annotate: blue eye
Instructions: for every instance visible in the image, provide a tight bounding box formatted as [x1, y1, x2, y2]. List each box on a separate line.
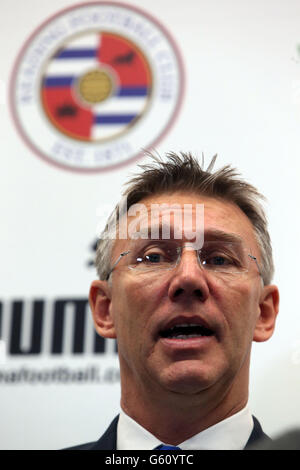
[134, 245, 178, 268]
[145, 253, 161, 263]
[210, 256, 227, 266]
[136, 253, 163, 264]
[202, 252, 239, 268]
[131, 242, 181, 272]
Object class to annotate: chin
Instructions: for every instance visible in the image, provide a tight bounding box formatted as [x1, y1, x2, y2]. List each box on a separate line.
[158, 361, 218, 395]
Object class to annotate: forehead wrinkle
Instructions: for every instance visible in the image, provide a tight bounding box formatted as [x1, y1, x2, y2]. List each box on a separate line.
[130, 223, 182, 240]
[117, 226, 248, 246]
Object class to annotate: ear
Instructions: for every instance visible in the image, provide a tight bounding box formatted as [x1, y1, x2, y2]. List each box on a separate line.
[253, 284, 279, 342]
[89, 280, 117, 339]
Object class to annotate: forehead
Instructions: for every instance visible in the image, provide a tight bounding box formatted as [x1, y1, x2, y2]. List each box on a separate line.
[113, 191, 259, 256]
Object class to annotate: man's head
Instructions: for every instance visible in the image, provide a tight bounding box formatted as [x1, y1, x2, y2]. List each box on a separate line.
[95, 152, 274, 286]
[90, 152, 279, 423]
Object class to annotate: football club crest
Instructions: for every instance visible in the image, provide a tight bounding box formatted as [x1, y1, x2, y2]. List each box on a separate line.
[10, 2, 184, 172]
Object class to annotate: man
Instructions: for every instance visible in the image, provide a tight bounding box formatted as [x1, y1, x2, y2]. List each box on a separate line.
[71, 152, 279, 450]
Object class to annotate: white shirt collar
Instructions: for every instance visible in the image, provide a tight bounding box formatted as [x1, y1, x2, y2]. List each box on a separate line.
[117, 405, 254, 450]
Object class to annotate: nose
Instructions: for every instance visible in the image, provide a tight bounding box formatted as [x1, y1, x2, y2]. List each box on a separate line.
[168, 249, 210, 302]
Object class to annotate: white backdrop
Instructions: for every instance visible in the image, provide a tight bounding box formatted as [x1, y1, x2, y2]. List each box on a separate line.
[1, 0, 300, 450]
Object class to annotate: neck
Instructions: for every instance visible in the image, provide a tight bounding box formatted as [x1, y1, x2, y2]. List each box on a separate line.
[120, 369, 249, 445]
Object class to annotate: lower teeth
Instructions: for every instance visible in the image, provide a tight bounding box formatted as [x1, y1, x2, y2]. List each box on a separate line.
[169, 334, 203, 339]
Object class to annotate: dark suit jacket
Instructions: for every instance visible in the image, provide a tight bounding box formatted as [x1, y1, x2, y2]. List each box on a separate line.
[67, 415, 271, 450]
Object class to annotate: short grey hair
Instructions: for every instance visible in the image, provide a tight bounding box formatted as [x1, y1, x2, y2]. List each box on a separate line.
[95, 152, 274, 285]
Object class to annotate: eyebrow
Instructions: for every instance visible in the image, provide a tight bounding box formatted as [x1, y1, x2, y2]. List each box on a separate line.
[203, 230, 244, 244]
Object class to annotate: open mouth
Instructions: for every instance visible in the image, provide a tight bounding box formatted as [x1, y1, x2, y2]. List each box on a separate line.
[160, 323, 214, 340]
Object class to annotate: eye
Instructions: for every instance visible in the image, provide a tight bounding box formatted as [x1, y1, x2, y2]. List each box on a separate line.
[137, 253, 163, 264]
[135, 244, 178, 266]
[144, 252, 162, 263]
[144, 249, 171, 264]
[201, 250, 239, 268]
[207, 255, 229, 266]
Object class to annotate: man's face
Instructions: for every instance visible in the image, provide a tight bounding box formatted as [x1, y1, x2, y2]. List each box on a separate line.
[91, 192, 278, 399]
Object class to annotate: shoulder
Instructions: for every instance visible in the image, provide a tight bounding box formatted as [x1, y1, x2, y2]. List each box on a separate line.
[65, 441, 98, 450]
[63, 415, 119, 450]
[244, 416, 272, 449]
[247, 418, 300, 450]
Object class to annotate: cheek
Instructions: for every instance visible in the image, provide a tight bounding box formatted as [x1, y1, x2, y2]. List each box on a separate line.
[110, 276, 154, 338]
[114, 274, 166, 311]
[216, 281, 261, 336]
